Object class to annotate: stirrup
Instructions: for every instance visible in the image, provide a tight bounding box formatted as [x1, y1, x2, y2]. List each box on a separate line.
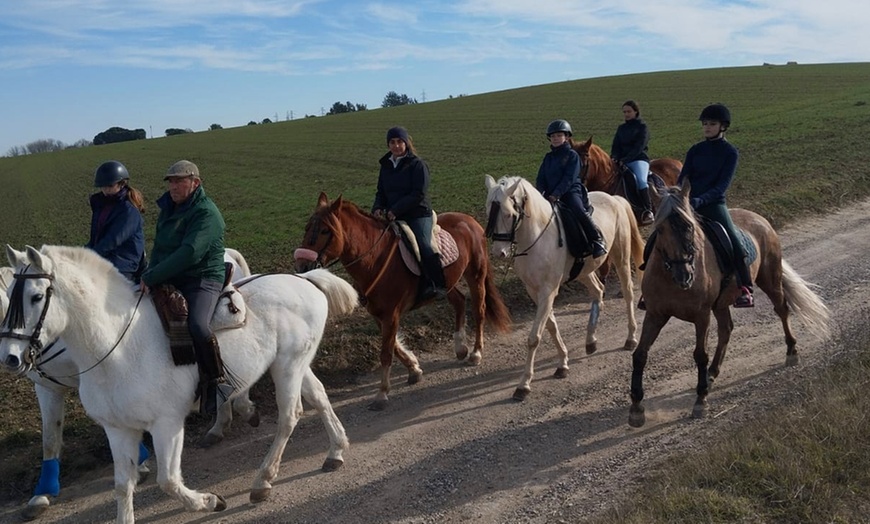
[734, 287, 754, 308]
[637, 296, 646, 310]
[592, 242, 607, 258]
[640, 210, 654, 226]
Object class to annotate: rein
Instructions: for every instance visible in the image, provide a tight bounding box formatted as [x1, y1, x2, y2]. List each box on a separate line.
[485, 198, 558, 258]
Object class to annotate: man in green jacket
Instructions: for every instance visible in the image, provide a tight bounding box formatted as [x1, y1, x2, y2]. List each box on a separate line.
[140, 160, 228, 416]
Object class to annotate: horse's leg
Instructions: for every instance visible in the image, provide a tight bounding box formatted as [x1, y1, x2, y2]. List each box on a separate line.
[233, 389, 260, 427]
[250, 362, 307, 503]
[611, 252, 639, 351]
[447, 287, 473, 363]
[691, 313, 713, 419]
[301, 367, 348, 471]
[514, 288, 559, 401]
[629, 312, 671, 427]
[757, 266, 799, 366]
[708, 306, 734, 382]
[544, 311, 569, 378]
[578, 272, 605, 354]
[24, 383, 66, 520]
[150, 418, 227, 512]
[198, 387, 259, 448]
[102, 426, 144, 524]
[370, 314, 419, 411]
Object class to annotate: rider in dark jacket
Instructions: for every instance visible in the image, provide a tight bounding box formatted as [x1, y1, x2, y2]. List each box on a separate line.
[372, 126, 447, 302]
[611, 100, 653, 225]
[86, 160, 146, 282]
[536, 119, 607, 258]
[678, 103, 754, 308]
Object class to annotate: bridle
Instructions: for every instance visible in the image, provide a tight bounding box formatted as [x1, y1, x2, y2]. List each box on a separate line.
[656, 211, 697, 285]
[302, 212, 392, 270]
[0, 266, 143, 379]
[484, 195, 558, 258]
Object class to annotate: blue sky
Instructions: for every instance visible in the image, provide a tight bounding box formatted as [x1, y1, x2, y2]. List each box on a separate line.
[1, 0, 866, 154]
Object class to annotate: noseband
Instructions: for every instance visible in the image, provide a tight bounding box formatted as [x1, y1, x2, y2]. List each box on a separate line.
[0, 269, 54, 362]
[484, 199, 525, 244]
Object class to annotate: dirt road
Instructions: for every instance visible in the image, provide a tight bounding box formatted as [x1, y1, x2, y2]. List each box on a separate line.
[2, 199, 869, 524]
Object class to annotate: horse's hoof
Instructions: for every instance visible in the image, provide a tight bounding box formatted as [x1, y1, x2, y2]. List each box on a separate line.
[585, 342, 597, 355]
[197, 432, 223, 449]
[455, 348, 469, 361]
[368, 399, 388, 411]
[628, 406, 646, 427]
[322, 458, 344, 472]
[785, 354, 800, 367]
[407, 371, 422, 385]
[623, 339, 637, 352]
[247, 408, 261, 428]
[250, 488, 271, 504]
[692, 401, 708, 419]
[214, 494, 227, 511]
[512, 388, 530, 401]
[553, 367, 569, 379]
[467, 353, 482, 366]
[23, 497, 50, 521]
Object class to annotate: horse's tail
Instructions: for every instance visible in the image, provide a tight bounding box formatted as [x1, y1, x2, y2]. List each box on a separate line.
[781, 259, 830, 340]
[483, 261, 512, 333]
[224, 247, 252, 278]
[296, 269, 359, 318]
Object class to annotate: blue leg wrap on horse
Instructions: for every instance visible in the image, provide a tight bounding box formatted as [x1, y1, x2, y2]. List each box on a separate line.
[34, 458, 60, 496]
[138, 441, 150, 465]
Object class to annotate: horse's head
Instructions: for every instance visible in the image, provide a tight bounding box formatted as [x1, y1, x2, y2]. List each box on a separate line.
[295, 192, 349, 273]
[0, 245, 61, 375]
[651, 182, 697, 289]
[484, 175, 530, 258]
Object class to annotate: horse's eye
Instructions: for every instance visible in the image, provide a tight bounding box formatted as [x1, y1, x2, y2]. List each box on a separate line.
[31, 293, 44, 304]
[320, 228, 329, 235]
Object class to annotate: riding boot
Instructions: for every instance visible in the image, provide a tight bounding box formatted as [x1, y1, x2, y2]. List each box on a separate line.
[196, 335, 228, 416]
[418, 254, 448, 302]
[576, 211, 608, 258]
[733, 256, 755, 308]
[638, 187, 654, 226]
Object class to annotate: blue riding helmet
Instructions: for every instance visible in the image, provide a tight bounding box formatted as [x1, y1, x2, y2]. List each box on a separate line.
[93, 160, 129, 187]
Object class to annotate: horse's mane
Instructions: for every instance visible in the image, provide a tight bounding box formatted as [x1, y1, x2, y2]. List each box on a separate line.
[653, 190, 697, 256]
[491, 176, 552, 226]
[40, 245, 137, 302]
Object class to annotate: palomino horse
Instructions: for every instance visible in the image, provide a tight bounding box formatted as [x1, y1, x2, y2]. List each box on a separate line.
[295, 193, 512, 410]
[572, 136, 682, 197]
[484, 176, 645, 400]
[0, 245, 357, 523]
[628, 183, 831, 427]
[0, 249, 256, 520]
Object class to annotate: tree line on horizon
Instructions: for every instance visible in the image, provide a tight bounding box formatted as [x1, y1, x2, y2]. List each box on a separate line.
[4, 91, 420, 157]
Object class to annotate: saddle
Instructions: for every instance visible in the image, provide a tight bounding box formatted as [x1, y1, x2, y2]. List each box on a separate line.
[394, 214, 460, 275]
[554, 201, 593, 283]
[639, 217, 757, 275]
[151, 262, 247, 366]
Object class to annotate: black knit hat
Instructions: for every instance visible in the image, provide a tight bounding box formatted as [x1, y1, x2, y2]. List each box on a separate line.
[386, 126, 410, 144]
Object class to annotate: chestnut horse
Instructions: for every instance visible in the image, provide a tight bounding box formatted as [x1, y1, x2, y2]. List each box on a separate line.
[572, 136, 682, 195]
[628, 182, 831, 427]
[295, 193, 511, 410]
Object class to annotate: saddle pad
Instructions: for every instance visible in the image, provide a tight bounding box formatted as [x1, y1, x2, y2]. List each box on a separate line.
[151, 285, 196, 366]
[702, 220, 758, 273]
[399, 230, 460, 276]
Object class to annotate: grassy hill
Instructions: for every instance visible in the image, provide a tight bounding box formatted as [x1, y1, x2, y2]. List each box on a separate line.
[2, 62, 869, 272]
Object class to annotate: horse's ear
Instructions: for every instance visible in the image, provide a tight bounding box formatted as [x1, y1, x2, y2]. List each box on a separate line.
[332, 194, 344, 211]
[317, 192, 329, 208]
[679, 178, 692, 200]
[583, 136, 593, 147]
[25, 245, 53, 274]
[649, 184, 663, 208]
[505, 179, 520, 198]
[484, 175, 497, 192]
[6, 245, 26, 269]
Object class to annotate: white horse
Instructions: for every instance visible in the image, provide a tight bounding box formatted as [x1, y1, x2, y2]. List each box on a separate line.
[0, 245, 357, 523]
[484, 175, 645, 400]
[1, 247, 262, 521]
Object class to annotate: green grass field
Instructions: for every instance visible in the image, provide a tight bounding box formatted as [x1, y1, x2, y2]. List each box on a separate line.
[1, 62, 870, 518]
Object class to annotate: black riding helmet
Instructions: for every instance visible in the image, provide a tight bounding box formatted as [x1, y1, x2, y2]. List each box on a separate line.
[93, 160, 129, 187]
[699, 104, 731, 129]
[546, 119, 573, 137]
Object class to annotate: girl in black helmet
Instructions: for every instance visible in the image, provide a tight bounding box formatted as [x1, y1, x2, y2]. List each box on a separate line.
[677, 103, 754, 307]
[86, 160, 147, 283]
[536, 119, 607, 258]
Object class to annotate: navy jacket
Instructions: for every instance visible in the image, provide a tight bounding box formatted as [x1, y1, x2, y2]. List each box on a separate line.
[677, 138, 739, 209]
[610, 118, 650, 163]
[372, 152, 432, 219]
[536, 142, 584, 200]
[86, 187, 145, 275]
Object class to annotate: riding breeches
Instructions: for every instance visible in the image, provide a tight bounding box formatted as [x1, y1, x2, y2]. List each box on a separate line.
[625, 160, 650, 190]
[404, 215, 438, 258]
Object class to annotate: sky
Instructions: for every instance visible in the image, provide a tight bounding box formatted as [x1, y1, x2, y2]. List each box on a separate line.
[1, 0, 868, 154]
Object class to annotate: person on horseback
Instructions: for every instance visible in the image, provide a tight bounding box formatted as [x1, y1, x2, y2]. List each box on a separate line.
[372, 126, 448, 302]
[679, 103, 754, 308]
[610, 100, 654, 225]
[536, 119, 607, 258]
[140, 160, 231, 415]
[86, 160, 147, 283]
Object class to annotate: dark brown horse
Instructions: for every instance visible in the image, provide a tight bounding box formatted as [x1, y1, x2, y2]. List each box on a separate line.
[628, 182, 830, 427]
[572, 136, 682, 194]
[295, 193, 512, 410]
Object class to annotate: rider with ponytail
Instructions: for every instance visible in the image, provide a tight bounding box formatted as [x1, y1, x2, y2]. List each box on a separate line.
[86, 160, 147, 283]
